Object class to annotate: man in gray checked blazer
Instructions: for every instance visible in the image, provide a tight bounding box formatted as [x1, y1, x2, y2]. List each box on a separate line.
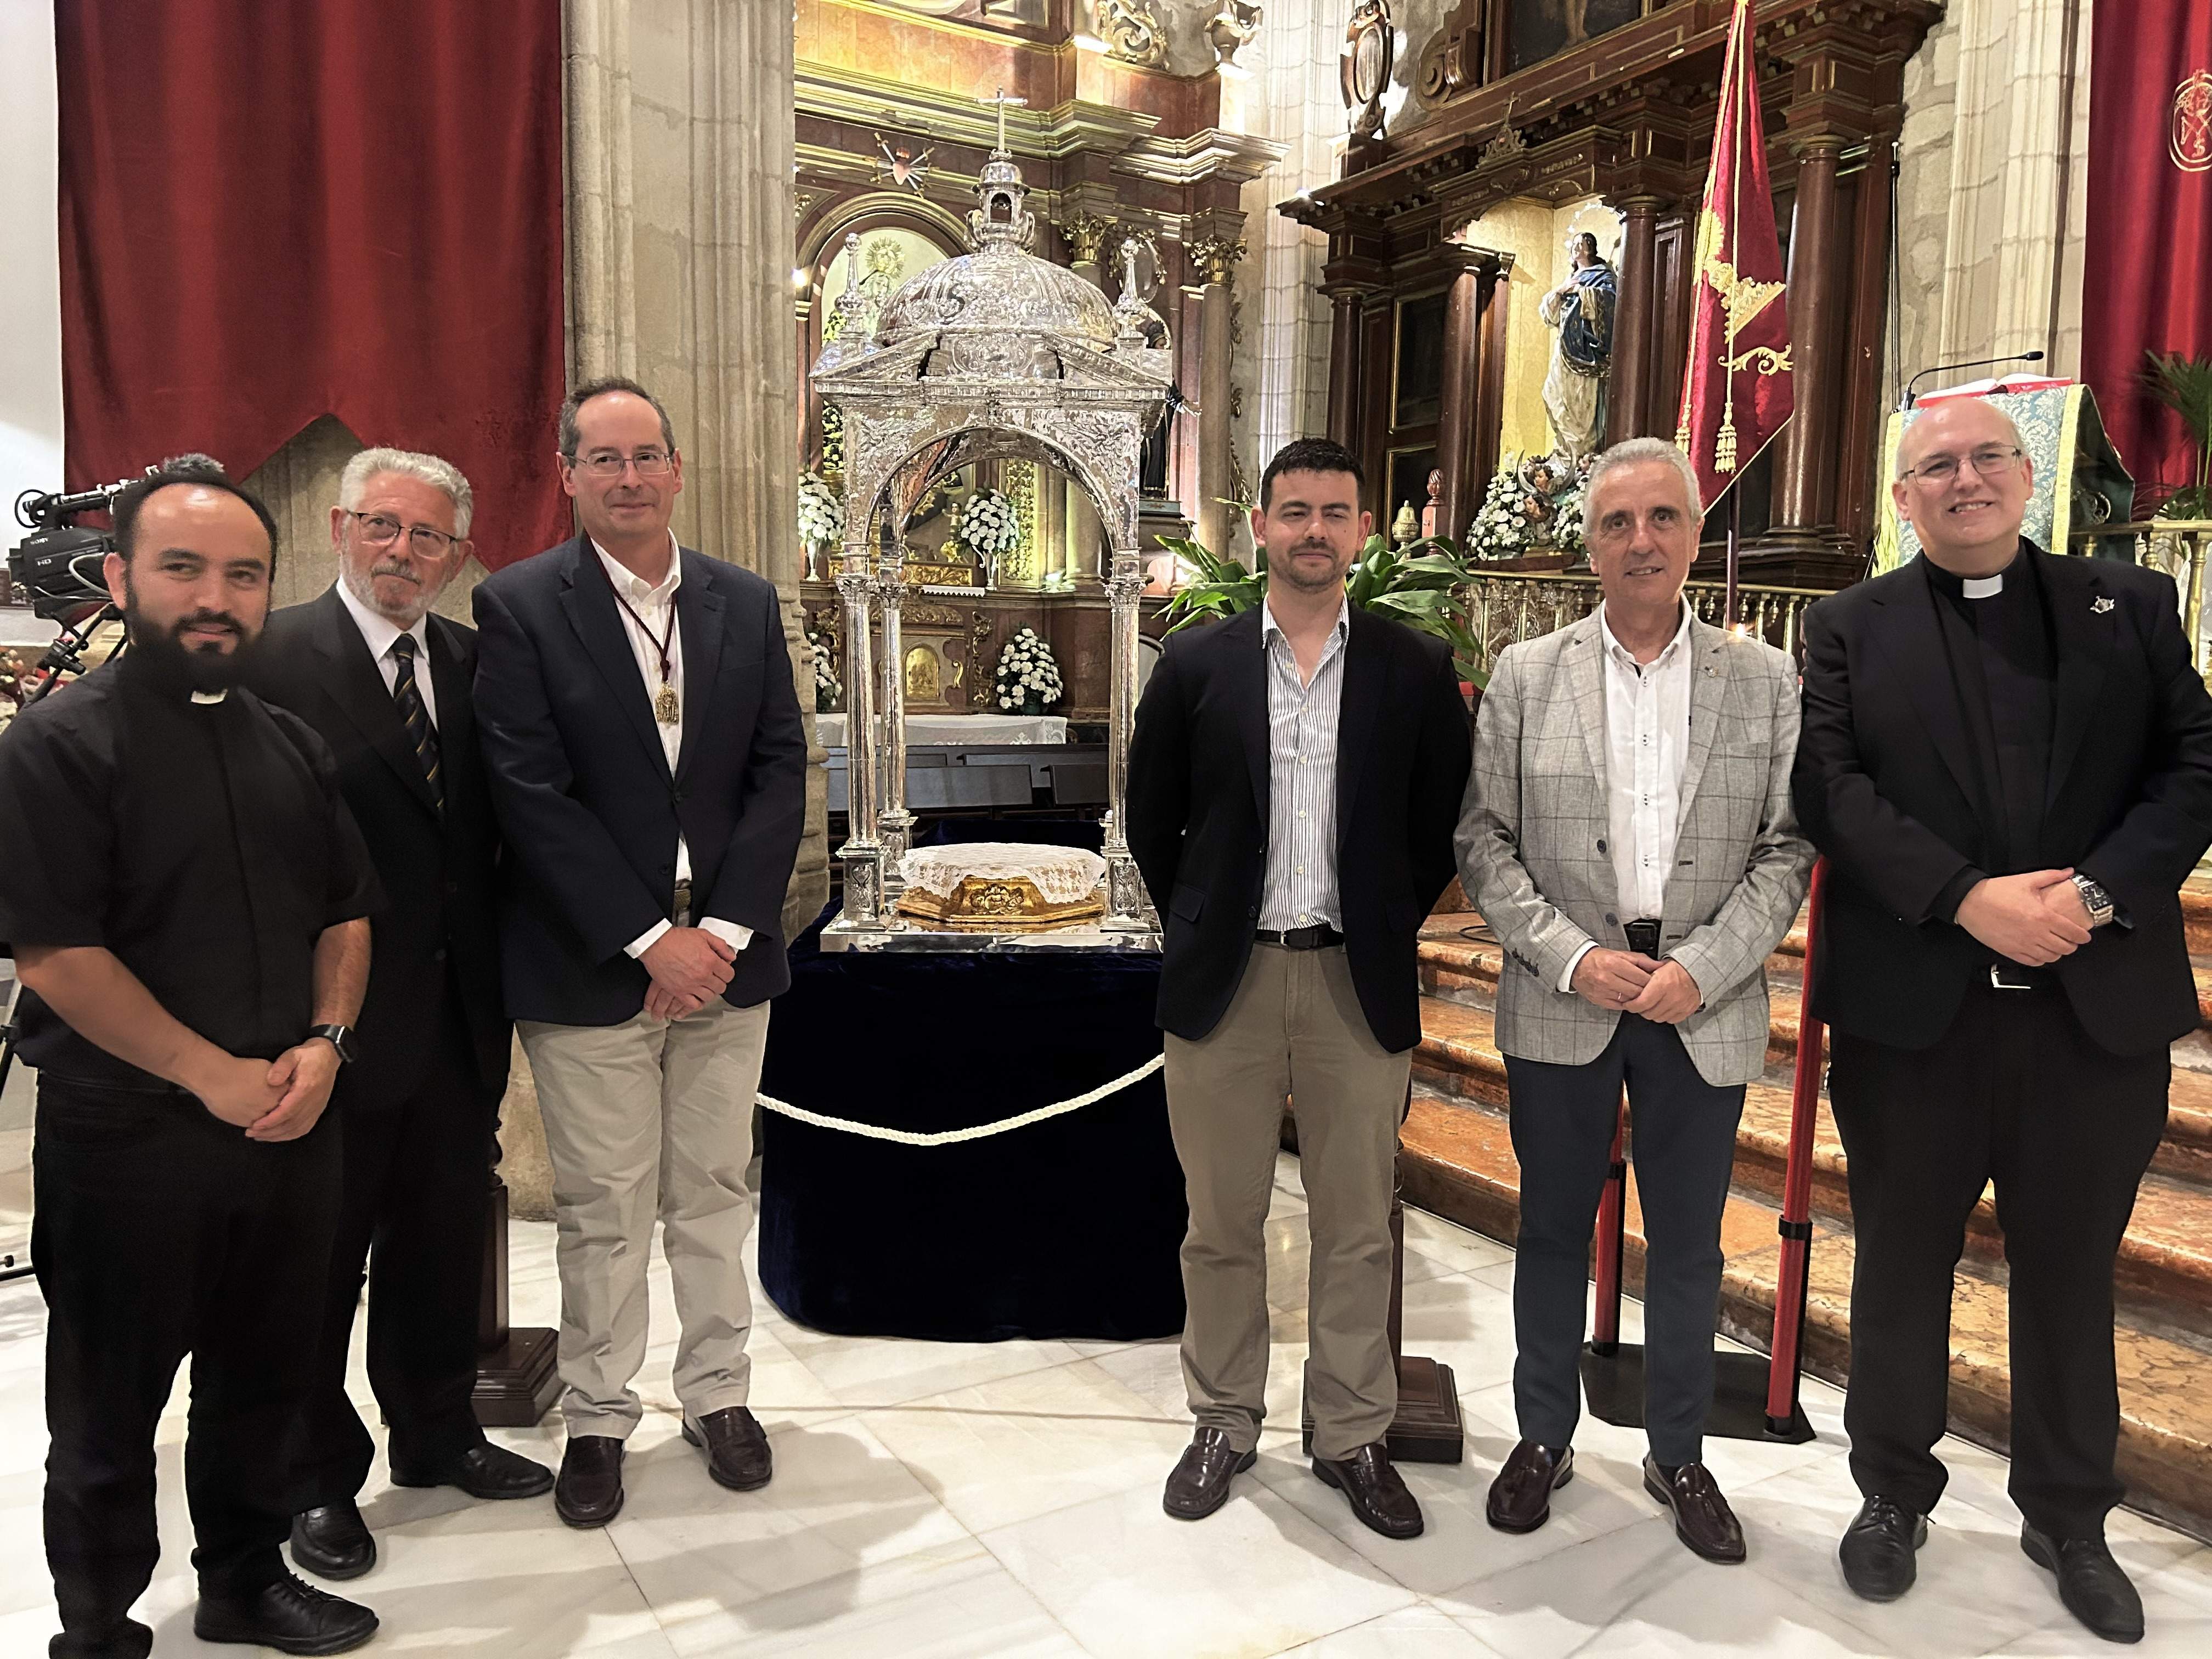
[1457, 437, 1812, 1565]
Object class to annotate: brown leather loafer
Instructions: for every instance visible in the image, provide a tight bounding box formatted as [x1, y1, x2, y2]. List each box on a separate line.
[1163, 1427, 1256, 1520]
[1312, 1442, 1424, 1540]
[1643, 1455, 1746, 1564]
[554, 1434, 625, 1528]
[682, 1406, 772, 1492]
[1486, 1441, 1574, 1533]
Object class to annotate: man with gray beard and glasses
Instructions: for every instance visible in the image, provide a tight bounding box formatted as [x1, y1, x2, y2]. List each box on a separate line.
[249, 448, 552, 1588]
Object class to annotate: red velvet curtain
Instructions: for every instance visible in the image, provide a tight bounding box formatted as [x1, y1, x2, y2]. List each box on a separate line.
[2083, 2, 2212, 495]
[55, 0, 568, 571]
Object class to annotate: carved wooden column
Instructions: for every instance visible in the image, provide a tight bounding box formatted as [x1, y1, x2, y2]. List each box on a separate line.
[1605, 196, 1664, 445]
[1436, 243, 1510, 544]
[1777, 136, 1848, 534]
[1837, 141, 1897, 549]
[1324, 284, 1366, 452]
[1191, 234, 1246, 556]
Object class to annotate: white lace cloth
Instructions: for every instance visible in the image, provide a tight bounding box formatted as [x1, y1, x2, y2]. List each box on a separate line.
[898, 842, 1106, 905]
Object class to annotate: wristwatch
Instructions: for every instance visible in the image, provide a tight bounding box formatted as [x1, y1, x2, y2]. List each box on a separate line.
[308, 1023, 358, 1064]
[2070, 874, 2116, 929]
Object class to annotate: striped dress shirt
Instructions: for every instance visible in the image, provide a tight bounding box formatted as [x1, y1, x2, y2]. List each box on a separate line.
[1257, 599, 1350, 931]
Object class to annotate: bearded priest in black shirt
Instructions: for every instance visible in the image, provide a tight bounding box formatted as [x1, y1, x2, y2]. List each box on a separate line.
[0, 461, 383, 1659]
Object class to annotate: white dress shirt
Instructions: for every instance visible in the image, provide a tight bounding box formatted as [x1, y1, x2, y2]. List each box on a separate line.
[1559, 598, 1694, 991]
[594, 536, 753, 962]
[334, 577, 437, 729]
[1257, 598, 1349, 931]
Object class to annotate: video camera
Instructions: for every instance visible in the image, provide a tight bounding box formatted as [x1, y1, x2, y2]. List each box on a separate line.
[9, 474, 149, 622]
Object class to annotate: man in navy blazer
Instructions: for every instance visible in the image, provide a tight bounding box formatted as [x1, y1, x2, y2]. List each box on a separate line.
[473, 378, 806, 1528]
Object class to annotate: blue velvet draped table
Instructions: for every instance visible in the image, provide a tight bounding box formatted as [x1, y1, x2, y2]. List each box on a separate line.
[756, 918, 1188, 1342]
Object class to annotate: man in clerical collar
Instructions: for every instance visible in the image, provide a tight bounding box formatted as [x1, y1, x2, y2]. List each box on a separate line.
[1795, 396, 2212, 1643]
[0, 459, 383, 1657]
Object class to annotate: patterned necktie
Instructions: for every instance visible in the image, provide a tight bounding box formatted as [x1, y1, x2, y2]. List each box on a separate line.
[390, 632, 444, 812]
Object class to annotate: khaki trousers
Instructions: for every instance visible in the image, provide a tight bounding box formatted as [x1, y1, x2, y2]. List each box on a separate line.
[1163, 943, 1410, 1460]
[518, 998, 770, 1437]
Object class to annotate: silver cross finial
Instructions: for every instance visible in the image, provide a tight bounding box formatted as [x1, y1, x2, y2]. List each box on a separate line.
[980, 86, 1027, 155]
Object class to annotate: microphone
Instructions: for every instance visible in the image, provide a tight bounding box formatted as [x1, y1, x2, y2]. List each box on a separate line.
[1901, 350, 2046, 409]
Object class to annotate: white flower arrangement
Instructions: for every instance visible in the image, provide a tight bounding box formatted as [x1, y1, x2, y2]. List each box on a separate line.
[797, 469, 844, 547]
[804, 627, 842, 713]
[992, 626, 1064, 713]
[957, 488, 1022, 561]
[1463, 454, 1589, 562]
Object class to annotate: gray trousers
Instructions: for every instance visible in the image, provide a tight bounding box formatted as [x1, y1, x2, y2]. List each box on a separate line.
[1503, 1013, 1744, 1466]
[1163, 944, 1410, 1461]
[518, 998, 770, 1437]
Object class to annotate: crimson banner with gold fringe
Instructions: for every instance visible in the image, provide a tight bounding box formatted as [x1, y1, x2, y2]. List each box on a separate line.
[1674, 0, 1795, 508]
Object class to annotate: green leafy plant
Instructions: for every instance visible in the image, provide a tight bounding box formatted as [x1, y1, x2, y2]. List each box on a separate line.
[2143, 350, 2212, 518]
[1158, 529, 1487, 689]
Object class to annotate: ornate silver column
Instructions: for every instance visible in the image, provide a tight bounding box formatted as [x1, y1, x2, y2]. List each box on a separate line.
[1101, 536, 1150, 932]
[836, 530, 883, 927]
[874, 529, 913, 905]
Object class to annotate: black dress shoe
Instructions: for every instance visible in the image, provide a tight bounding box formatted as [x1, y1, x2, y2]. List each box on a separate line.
[1642, 1457, 1746, 1564]
[682, 1406, 773, 1492]
[289, 1502, 375, 1581]
[193, 1571, 377, 1655]
[1163, 1427, 1256, 1521]
[1487, 1441, 1573, 1534]
[1311, 1442, 1424, 1540]
[2022, 1525, 2145, 1644]
[554, 1434, 626, 1528]
[1838, 1495, 1927, 1602]
[391, 1438, 555, 1500]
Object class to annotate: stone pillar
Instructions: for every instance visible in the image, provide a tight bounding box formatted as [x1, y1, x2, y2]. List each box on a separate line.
[1605, 196, 1664, 445]
[1324, 285, 1365, 452]
[1777, 137, 1848, 534]
[564, 0, 828, 943]
[1435, 243, 1503, 545]
[1190, 235, 1246, 555]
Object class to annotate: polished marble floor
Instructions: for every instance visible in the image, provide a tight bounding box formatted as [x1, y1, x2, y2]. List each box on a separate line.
[0, 1151, 2206, 1657]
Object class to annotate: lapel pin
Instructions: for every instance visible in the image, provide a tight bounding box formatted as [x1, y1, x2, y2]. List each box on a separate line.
[2092, 595, 2114, 614]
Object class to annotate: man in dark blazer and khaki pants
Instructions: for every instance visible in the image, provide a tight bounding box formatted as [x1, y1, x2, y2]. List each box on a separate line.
[1126, 437, 1471, 1539]
[250, 447, 551, 1583]
[473, 379, 808, 1529]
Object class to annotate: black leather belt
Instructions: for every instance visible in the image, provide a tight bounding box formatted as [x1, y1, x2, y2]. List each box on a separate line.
[1624, 918, 1662, 956]
[1987, 962, 2057, 992]
[1255, 923, 1343, 950]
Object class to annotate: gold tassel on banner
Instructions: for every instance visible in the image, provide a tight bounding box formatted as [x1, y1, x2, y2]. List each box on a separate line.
[1716, 408, 1740, 473]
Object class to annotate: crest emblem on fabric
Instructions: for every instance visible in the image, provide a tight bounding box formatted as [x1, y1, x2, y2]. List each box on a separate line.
[2173, 71, 2212, 173]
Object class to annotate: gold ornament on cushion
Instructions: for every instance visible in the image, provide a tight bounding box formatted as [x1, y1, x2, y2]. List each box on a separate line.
[894, 842, 1107, 930]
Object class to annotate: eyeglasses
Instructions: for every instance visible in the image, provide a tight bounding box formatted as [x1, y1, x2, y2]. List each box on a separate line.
[343, 510, 462, 556]
[569, 448, 674, 478]
[1900, 444, 2023, 486]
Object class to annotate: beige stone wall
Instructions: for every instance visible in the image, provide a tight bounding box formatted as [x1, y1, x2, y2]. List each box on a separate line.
[1889, 1, 2091, 400]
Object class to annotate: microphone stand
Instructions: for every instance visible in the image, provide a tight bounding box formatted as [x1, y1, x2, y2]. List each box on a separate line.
[1901, 350, 2047, 409]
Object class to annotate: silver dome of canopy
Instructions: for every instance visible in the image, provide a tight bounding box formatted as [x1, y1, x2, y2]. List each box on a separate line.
[872, 155, 1123, 352]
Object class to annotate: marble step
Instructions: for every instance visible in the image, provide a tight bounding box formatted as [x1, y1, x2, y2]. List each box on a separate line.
[1417, 919, 2212, 1188]
[1412, 995, 2212, 1341]
[1395, 1081, 2212, 1544]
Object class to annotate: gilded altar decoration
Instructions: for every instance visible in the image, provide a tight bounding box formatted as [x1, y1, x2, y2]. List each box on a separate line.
[1674, 0, 1795, 505]
[1207, 3, 1262, 72]
[2174, 71, 2212, 173]
[809, 86, 1173, 946]
[894, 843, 1107, 930]
[1094, 1, 1167, 67]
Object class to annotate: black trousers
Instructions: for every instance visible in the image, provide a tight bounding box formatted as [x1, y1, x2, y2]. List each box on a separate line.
[1503, 1014, 1746, 1466]
[1829, 979, 2168, 1537]
[292, 996, 498, 1510]
[35, 1075, 340, 1657]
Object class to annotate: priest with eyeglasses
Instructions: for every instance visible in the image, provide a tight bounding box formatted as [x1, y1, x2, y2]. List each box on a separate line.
[1794, 394, 2212, 1644]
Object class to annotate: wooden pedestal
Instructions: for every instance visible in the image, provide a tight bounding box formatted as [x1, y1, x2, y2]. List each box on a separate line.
[473, 1173, 560, 1427]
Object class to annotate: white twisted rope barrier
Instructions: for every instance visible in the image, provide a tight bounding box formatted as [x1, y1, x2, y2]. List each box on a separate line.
[757, 1053, 1164, 1147]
